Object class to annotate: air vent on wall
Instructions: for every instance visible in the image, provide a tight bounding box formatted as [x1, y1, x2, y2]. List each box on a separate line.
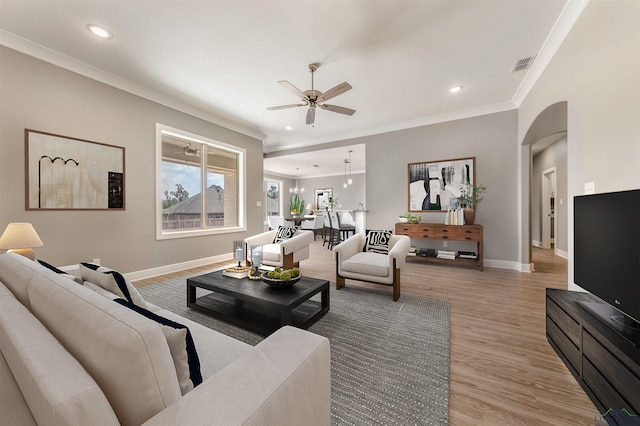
[512, 55, 536, 73]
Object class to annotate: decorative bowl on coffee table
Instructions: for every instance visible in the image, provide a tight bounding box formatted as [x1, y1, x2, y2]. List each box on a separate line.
[260, 272, 301, 288]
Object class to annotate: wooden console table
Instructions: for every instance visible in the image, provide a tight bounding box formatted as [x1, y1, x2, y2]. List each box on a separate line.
[394, 223, 483, 271]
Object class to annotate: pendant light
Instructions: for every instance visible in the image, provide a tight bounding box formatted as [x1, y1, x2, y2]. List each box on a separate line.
[348, 150, 353, 185]
[343, 159, 348, 188]
[290, 168, 305, 193]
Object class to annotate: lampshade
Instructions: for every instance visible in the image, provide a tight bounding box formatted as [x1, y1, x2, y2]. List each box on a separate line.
[0, 222, 44, 260]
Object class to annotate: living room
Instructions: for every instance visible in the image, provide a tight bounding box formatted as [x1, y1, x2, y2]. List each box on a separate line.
[1, 0, 639, 424]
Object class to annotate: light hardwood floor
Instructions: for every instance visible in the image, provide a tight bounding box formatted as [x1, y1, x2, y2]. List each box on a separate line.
[134, 240, 597, 425]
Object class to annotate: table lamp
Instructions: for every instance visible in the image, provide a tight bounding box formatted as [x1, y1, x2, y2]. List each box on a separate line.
[0, 222, 44, 261]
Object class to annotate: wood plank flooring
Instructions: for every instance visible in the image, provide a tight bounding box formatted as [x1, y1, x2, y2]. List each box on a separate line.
[134, 240, 598, 425]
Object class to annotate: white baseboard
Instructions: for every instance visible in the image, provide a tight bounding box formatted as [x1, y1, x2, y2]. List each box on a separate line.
[483, 258, 523, 271]
[125, 253, 233, 282]
[555, 248, 568, 259]
[532, 240, 542, 248]
[58, 253, 233, 282]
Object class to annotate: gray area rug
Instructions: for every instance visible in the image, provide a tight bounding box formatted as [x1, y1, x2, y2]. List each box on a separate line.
[139, 273, 450, 425]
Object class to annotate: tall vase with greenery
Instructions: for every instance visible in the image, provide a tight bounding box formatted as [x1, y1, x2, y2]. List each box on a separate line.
[327, 197, 338, 211]
[289, 194, 305, 216]
[459, 183, 487, 225]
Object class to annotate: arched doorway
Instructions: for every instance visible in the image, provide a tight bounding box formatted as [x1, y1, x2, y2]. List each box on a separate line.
[521, 101, 568, 270]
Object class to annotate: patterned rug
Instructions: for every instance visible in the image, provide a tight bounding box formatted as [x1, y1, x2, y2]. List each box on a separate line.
[139, 274, 450, 425]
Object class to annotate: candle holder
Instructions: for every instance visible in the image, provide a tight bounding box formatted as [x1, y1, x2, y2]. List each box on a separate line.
[233, 240, 244, 267]
[250, 245, 263, 277]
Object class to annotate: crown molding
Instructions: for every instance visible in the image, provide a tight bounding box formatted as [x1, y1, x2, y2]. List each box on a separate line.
[511, 0, 589, 106]
[0, 30, 266, 142]
[264, 101, 517, 153]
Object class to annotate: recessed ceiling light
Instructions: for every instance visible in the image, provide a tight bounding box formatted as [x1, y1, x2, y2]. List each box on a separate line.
[449, 85, 463, 93]
[87, 24, 112, 39]
[285, 126, 293, 131]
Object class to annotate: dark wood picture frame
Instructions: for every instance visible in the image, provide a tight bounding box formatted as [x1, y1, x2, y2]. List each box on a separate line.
[408, 157, 475, 212]
[25, 129, 125, 210]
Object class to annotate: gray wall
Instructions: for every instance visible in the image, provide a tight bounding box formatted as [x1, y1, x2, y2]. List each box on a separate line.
[0, 46, 265, 273]
[282, 111, 519, 266]
[518, 0, 640, 287]
[532, 139, 568, 253]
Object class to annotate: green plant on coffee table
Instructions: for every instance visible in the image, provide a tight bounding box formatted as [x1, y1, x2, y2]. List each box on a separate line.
[400, 212, 422, 224]
[289, 194, 305, 215]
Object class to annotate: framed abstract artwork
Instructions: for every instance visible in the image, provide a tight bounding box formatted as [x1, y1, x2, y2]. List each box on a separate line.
[314, 188, 333, 210]
[408, 157, 475, 212]
[25, 129, 125, 210]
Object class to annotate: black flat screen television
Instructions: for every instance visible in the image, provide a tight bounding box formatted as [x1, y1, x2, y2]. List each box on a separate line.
[574, 189, 640, 346]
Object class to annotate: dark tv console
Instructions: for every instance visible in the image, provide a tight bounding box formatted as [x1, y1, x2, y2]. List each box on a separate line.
[546, 289, 639, 417]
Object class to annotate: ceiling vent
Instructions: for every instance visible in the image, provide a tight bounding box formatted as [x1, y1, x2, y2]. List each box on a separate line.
[512, 55, 536, 73]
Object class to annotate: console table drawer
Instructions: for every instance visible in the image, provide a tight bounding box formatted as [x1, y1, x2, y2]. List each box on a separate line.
[583, 331, 640, 412]
[436, 228, 481, 241]
[395, 223, 483, 271]
[547, 316, 581, 372]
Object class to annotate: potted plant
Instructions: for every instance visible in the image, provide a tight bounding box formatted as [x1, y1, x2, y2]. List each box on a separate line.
[327, 197, 338, 211]
[459, 183, 487, 225]
[289, 194, 305, 217]
[398, 212, 422, 224]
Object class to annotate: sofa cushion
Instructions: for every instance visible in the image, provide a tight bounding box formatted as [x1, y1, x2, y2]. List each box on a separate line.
[27, 273, 181, 426]
[80, 262, 147, 308]
[0, 253, 66, 309]
[262, 243, 282, 262]
[273, 225, 299, 243]
[114, 298, 203, 395]
[0, 350, 36, 426]
[0, 282, 119, 426]
[37, 259, 83, 284]
[342, 252, 390, 277]
[149, 304, 252, 380]
[362, 229, 393, 254]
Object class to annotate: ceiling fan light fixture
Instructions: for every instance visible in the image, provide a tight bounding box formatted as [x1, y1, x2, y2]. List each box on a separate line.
[267, 63, 355, 126]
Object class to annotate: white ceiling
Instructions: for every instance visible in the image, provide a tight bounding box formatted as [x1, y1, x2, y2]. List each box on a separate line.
[0, 0, 585, 178]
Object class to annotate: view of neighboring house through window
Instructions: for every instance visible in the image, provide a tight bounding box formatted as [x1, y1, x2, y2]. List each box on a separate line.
[156, 124, 245, 239]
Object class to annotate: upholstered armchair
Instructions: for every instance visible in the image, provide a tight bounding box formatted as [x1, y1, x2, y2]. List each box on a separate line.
[333, 232, 411, 301]
[244, 229, 314, 270]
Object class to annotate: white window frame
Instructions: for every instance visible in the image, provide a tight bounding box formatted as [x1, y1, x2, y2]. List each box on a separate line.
[156, 123, 246, 240]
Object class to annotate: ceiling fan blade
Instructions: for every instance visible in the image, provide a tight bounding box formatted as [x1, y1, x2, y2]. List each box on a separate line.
[317, 82, 352, 103]
[320, 104, 356, 116]
[266, 103, 307, 111]
[306, 107, 316, 125]
[278, 80, 307, 100]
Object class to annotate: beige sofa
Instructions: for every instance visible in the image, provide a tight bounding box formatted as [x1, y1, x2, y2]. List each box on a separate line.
[0, 253, 331, 425]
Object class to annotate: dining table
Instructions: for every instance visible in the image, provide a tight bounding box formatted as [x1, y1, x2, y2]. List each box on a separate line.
[284, 215, 315, 226]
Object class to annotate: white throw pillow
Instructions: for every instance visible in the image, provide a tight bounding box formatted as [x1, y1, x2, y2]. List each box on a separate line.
[80, 263, 147, 308]
[114, 298, 202, 395]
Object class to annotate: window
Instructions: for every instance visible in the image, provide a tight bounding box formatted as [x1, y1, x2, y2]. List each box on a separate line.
[156, 124, 245, 239]
[264, 179, 282, 224]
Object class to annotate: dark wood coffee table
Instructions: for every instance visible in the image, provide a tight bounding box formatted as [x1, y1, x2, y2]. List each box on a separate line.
[186, 270, 330, 336]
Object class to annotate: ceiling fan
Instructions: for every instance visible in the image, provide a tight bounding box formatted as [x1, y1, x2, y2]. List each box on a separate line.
[267, 63, 355, 125]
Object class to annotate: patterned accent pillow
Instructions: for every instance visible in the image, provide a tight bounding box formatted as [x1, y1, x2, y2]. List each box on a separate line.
[38, 259, 83, 284]
[80, 262, 147, 308]
[114, 298, 202, 395]
[273, 225, 299, 243]
[362, 230, 393, 254]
